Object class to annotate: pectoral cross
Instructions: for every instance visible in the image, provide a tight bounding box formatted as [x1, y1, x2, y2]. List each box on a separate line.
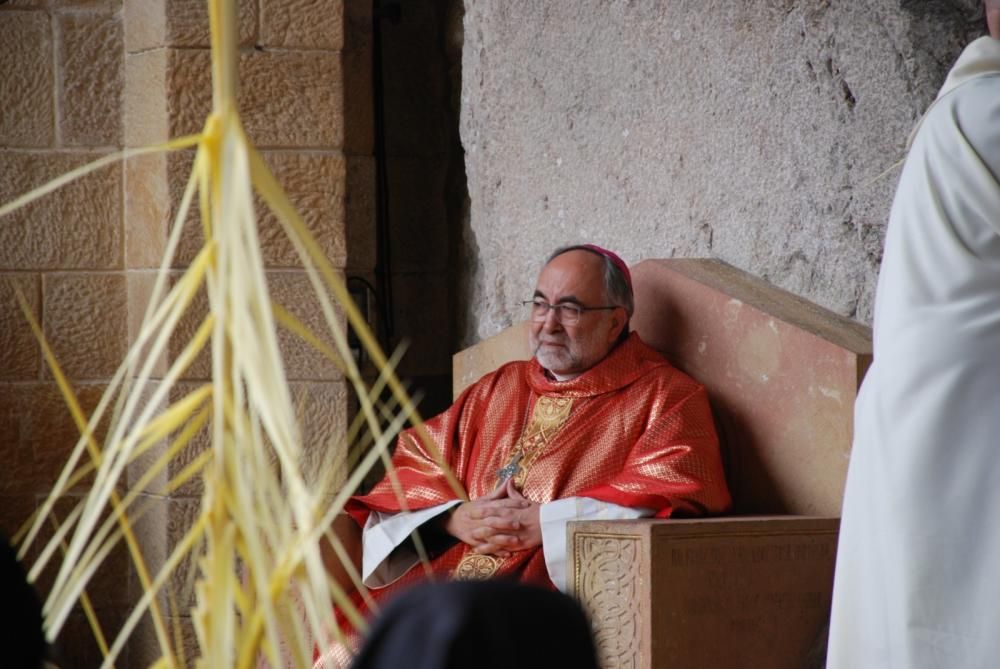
[497, 451, 523, 484]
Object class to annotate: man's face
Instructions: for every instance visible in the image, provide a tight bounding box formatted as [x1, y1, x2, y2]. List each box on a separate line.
[528, 250, 627, 380]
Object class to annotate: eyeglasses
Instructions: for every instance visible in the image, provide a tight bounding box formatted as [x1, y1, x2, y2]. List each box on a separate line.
[522, 299, 619, 325]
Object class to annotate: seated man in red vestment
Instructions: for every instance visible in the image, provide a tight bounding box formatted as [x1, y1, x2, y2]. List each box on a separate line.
[322, 245, 731, 663]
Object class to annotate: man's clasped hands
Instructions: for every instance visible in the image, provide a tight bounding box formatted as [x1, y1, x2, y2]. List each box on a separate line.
[443, 480, 542, 557]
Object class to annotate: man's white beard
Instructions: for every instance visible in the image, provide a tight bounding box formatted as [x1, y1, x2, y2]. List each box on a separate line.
[531, 335, 589, 381]
[535, 345, 579, 380]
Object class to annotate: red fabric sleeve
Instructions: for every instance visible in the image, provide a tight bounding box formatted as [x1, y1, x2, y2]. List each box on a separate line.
[575, 386, 731, 518]
[348, 377, 490, 515]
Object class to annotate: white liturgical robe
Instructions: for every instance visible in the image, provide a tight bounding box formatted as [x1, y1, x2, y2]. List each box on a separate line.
[828, 36, 1000, 668]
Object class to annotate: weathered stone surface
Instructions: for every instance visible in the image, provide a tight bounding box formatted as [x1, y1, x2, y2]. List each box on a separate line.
[345, 156, 376, 273]
[387, 157, 448, 273]
[125, 378, 348, 502]
[127, 270, 209, 379]
[240, 50, 343, 148]
[128, 489, 170, 564]
[260, 0, 343, 49]
[128, 495, 200, 612]
[124, 152, 171, 268]
[30, 384, 110, 484]
[126, 274, 167, 378]
[0, 0, 115, 9]
[124, 0, 257, 52]
[0, 274, 41, 381]
[133, 381, 322, 499]
[0, 382, 108, 496]
[162, 49, 211, 141]
[0, 151, 123, 269]
[459, 0, 981, 345]
[128, 381, 208, 499]
[123, 49, 170, 147]
[169, 0, 257, 47]
[126, 48, 210, 144]
[255, 151, 348, 267]
[0, 12, 54, 147]
[0, 388, 32, 496]
[294, 380, 349, 495]
[129, 613, 197, 669]
[55, 606, 130, 669]
[58, 13, 123, 146]
[165, 151, 202, 266]
[162, 496, 200, 608]
[128, 150, 346, 269]
[120, 380, 170, 495]
[268, 270, 346, 381]
[49, 0, 115, 9]
[25, 494, 136, 615]
[44, 273, 128, 380]
[163, 49, 342, 149]
[129, 267, 347, 382]
[122, 0, 166, 53]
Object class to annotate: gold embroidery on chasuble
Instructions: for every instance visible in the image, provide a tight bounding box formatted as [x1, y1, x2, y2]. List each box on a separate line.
[503, 395, 575, 488]
[453, 554, 502, 580]
[453, 395, 576, 580]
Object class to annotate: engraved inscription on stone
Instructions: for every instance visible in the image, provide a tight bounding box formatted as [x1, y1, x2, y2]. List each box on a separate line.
[669, 539, 831, 567]
[574, 534, 641, 669]
[659, 534, 836, 661]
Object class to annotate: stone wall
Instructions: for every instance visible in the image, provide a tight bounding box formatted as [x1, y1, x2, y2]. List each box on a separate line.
[0, 0, 126, 556]
[0, 1, 130, 660]
[0, 0, 367, 664]
[458, 0, 983, 344]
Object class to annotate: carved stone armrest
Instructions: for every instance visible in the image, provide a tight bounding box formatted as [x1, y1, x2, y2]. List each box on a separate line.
[567, 516, 838, 669]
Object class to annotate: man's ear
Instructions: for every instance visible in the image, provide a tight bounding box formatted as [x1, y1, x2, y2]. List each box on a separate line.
[606, 307, 628, 344]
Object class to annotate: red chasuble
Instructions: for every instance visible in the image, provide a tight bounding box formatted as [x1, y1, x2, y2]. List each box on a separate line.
[350, 332, 730, 579]
[332, 333, 730, 659]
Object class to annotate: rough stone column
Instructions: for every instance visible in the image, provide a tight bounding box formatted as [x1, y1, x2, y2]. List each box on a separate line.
[458, 1, 981, 344]
[118, 0, 357, 663]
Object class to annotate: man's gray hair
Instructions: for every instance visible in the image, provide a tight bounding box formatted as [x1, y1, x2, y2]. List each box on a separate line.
[547, 245, 635, 318]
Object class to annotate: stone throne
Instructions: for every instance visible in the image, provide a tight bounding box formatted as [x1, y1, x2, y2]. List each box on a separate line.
[452, 258, 872, 669]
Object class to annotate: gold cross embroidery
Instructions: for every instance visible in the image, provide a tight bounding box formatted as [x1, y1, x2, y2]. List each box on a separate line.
[495, 396, 575, 487]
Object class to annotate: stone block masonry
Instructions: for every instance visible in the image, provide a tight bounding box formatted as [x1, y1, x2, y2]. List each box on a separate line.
[0, 0, 373, 664]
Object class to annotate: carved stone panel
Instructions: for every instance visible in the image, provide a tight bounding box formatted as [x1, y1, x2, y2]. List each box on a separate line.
[570, 517, 839, 669]
[573, 533, 643, 669]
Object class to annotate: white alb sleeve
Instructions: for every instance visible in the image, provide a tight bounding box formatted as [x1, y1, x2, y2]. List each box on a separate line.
[539, 497, 653, 592]
[361, 500, 462, 588]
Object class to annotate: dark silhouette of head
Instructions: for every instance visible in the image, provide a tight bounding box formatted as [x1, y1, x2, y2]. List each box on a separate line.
[350, 579, 600, 669]
[0, 534, 47, 669]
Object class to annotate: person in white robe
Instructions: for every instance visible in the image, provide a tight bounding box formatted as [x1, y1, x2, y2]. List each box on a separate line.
[828, 5, 1000, 668]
